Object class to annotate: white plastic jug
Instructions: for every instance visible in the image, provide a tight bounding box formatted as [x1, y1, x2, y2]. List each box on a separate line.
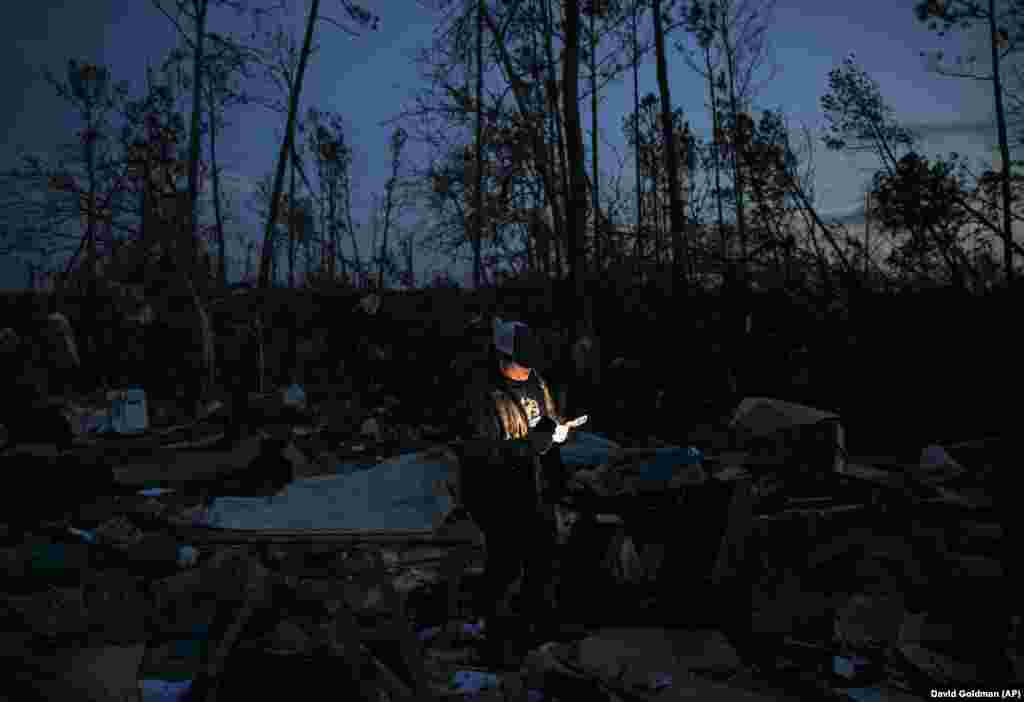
[109, 387, 148, 434]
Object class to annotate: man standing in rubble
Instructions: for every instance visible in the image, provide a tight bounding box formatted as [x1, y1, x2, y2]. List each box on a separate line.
[454, 317, 576, 666]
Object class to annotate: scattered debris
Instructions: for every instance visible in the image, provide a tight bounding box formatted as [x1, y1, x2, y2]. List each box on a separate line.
[139, 678, 192, 702]
[46, 311, 81, 369]
[281, 383, 306, 410]
[835, 593, 905, 650]
[915, 444, 966, 484]
[108, 386, 149, 434]
[453, 669, 501, 694]
[0, 290, 1011, 702]
[355, 293, 382, 315]
[730, 397, 846, 475]
[360, 417, 381, 441]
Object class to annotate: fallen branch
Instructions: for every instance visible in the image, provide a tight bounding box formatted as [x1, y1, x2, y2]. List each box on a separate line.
[190, 595, 259, 702]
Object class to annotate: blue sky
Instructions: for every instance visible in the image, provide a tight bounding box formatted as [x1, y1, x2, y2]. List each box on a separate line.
[0, 0, 1007, 289]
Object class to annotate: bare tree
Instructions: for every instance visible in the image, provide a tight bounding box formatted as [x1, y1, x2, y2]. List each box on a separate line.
[2, 61, 137, 374]
[2, 62, 131, 284]
[147, 2, 285, 404]
[820, 55, 919, 281]
[256, 1, 378, 288]
[631, 0, 645, 261]
[288, 128, 298, 288]
[474, 0, 486, 288]
[308, 108, 364, 279]
[678, 0, 777, 287]
[870, 151, 979, 289]
[376, 127, 410, 288]
[162, 35, 261, 287]
[651, 0, 689, 295]
[586, 0, 603, 270]
[915, 0, 1023, 283]
[404, 0, 661, 279]
[821, 55, 917, 176]
[149, 0, 280, 274]
[202, 45, 258, 286]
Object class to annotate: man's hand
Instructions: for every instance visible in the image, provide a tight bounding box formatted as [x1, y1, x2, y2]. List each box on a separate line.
[554, 415, 587, 443]
[553, 423, 569, 444]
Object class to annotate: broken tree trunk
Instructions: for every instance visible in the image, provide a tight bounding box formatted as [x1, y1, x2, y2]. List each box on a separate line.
[652, 0, 689, 299]
[258, 0, 320, 289]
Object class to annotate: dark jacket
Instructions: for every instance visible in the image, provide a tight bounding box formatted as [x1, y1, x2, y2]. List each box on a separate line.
[456, 362, 567, 515]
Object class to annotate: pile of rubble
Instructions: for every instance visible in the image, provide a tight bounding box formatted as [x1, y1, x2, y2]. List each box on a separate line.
[0, 290, 1018, 701]
[706, 401, 1017, 699]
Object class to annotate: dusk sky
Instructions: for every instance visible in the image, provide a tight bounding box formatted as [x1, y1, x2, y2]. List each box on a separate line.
[0, 0, 1009, 290]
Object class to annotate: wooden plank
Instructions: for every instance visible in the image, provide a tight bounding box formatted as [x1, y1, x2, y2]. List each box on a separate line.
[711, 479, 756, 585]
[112, 437, 263, 486]
[164, 520, 480, 546]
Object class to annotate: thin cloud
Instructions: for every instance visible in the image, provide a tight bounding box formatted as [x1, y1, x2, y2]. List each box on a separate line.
[906, 120, 993, 138]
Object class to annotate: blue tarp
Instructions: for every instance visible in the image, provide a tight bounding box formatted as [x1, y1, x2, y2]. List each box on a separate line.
[634, 447, 704, 482]
[206, 449, 456, 531]
[562, 432, 703, 484]
[559, 431, 621, 467]
[139, 679, 192, 702]
[334, 445, 427, 475]
[205, 434, 703, 531]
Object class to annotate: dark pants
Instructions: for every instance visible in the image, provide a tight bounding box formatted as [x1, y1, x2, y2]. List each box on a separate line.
[220, 360, 251, 443]
[457, 445, 564, 648]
